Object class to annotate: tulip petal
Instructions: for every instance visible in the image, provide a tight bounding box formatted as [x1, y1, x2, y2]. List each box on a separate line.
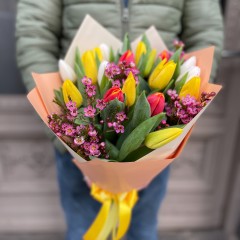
[145, 128, 183, 149]
[143, 49, 157, 77]
[180, 56, 197, 74]
[82, 51, 98, 84]
[135, 41, 147, 65]
[179, 76, 201, 99]
[97, 61, 108, 86]
[99, 43, 110, 61]
[122, 72, 136, 107]
[62, 80, 83, 107]
[59, 59, 77, 82]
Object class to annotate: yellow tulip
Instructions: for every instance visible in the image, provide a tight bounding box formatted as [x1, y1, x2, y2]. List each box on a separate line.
[149, 59, 176, 90]
[81, 50, 98, 84]
[122, 72, 136, 107]
[93, 47, 103, 61]
[143, 49, 157, 77]
[135, 41, 147, 65]
[179, 76, 201, 99]
[145, 128, 183, 149]
[62, 80, 83, 108]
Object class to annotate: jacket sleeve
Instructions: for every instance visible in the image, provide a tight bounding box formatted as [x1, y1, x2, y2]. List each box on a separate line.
[16, 0, 62, 91]
[180, 0, 224, 82]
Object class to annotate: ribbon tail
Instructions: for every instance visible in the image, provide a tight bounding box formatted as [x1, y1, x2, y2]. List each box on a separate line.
[115, 190, 138, 240]
[98, 201, 118, 240]
[83, 200, 111, 240]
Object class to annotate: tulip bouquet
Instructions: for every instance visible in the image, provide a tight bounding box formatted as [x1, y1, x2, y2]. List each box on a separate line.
[27, 15, 222, 240]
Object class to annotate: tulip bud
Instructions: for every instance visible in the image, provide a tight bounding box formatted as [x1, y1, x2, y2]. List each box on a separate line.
[149, 59, 176, 90]
[145, 128, 183, 149]
[97, 61, 108, 86]
[143, 49, 157, 77]
[59, 59, 77, 82]
[103, 87, 124, 103]
[159, 50, 171, 61]
[135, 41, 147, 65]
[93, 47, 103, 61]
[122, 72, 136, 107]
[81, 50, 98, 84]
[119, 50, 135, 64]
[179, 76, 201, 99]
[62, 80, 83, 108]
[176, 66, 200, 84]
[147, 92, 165, 116]
[99, 43, 110, 61]
[180, 56, 196, 74]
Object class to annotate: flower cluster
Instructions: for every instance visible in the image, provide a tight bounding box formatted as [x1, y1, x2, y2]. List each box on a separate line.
[165, 89, 216, 125]
[105, 53, 139, 87]
[48, 113, 108, 159]
[107, 111, 127, 134]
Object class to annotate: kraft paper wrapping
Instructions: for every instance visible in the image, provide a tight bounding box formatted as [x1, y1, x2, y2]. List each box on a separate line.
[27, 15, 222, 193]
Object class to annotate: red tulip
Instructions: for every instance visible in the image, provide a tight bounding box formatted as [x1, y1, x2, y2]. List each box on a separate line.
[159, 50, 171, 61]
[147, 92, 165, 116]
[119, 50, 135, 64]
[103, 87, 124, 103]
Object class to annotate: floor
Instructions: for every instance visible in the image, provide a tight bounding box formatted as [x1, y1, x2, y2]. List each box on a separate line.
[0, 231, 232, 240]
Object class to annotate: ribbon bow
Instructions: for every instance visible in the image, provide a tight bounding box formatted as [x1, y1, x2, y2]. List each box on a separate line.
[84, 184, 138, 240]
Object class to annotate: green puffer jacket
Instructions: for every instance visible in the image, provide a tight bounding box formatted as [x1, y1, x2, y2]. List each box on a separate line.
[15, 0, 224, 152]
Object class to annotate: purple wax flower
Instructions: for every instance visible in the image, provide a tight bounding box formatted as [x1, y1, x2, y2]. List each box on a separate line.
[86, 85, 96, 97]
[96, 99, 107, 110]
[89, 143, 100, 156]
[84, 106, 96, 118]
[74, 136, 85, 146]
[116, 112, 127, 122]
[82, 76, 92, 86]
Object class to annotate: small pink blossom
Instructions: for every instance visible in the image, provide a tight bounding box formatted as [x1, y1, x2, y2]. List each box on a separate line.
[88, 130, 97, 137]
[96, 99, 107, 110]
[74, 136, 85, 145]
[116, 112, 127, 122]
[86, 85, 96, 97]
[64, 125, 76, 136]
[84, 106, 96, 118]
[89, 143, 100, 156]
[82, 76, 92, 86]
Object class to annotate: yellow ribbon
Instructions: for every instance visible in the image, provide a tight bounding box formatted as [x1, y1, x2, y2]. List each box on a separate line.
[83, 184, 138, 240]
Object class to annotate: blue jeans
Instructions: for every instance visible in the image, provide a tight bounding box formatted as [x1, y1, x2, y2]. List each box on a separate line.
[55, 149, 170, 240]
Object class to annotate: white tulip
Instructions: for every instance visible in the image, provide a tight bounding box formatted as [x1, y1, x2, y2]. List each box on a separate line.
[99, 43, 110, 61]
[185, 66, 201, 83]
[58, 59, 77, 82]
[97, 61, 109, 86]
[180, 56, 197, 74]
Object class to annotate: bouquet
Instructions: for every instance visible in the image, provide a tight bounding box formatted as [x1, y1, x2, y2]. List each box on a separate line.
[27, 15, 222, 240]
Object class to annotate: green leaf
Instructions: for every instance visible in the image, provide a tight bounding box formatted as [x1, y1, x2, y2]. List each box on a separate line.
[141, 34, 151, 52]
[54, 89, 65, 108]
[121, 33, 131, 53]
[170, 47, 182, 63]
[109, 47, 115, 62]
[95, 53, 101, 69]
[116, 92, 151, 148]
[121, 146, 153, 162]
[118, 113, 166, 161]
[105, 140, 119, 160]
[74, 48, 85, 77]
[163, 79, 175, 95]
[100, 75, 110, 97]
[175, 72, 188, 94]
[76, 78, 87, 106]
[137, 76, 151, 96]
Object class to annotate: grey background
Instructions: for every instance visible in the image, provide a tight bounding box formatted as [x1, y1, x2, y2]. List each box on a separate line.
[0, 0, 25, 94]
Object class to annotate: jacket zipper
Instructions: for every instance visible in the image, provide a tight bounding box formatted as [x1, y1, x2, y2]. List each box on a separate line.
[121, 0, 129, 38]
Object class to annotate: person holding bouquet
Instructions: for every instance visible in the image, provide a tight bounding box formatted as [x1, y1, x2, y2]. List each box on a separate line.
[15, 0, 223, 239]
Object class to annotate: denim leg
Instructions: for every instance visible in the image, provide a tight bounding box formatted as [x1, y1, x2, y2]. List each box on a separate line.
[127, 166, 170, 240]
[54, 149, 100, 240]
